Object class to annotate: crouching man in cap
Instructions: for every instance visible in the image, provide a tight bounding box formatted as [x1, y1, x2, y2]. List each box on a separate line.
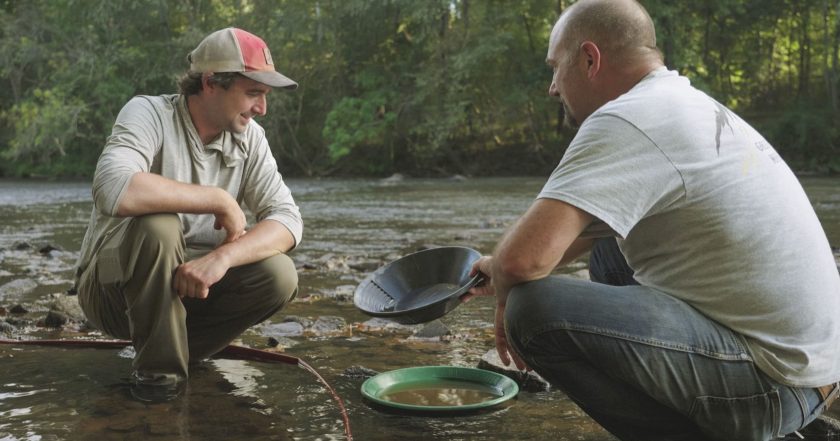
[75, 28, 302, 402]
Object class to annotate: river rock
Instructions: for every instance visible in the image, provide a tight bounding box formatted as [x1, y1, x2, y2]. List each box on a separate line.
[341, 365, 379, 379]
[379, 173, 405, 184]
[0, 278, 38, 300]
[411, 319, 451, 339]
[348, 260, 381, 272]
[118, 346, 136, 359]
[261, 321, 305, 338]
[311, 316, 347, 336]
[317, 253, 350, 272]
[281, 315, 313, 328]
[0, 320, 15, 335]
[568, 269, 590, 280]
[319, 284, 355, 301]
[448, 174, 468, 182]
[10, 304, 28, 314]
[4, 316, 31, 327]
[296, 261, 318, 270]
[265, 336, 298, 349]
[358, 317, 416, 333]
[43, 310, 68, 327]
[48, 294, 85, 322]
[13, 241, 31, 251]
[477, 349, 550, 393]
[37, 243, 64, 258]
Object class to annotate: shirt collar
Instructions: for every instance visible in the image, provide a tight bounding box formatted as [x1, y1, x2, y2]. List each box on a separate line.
[177, 95, 248, 167]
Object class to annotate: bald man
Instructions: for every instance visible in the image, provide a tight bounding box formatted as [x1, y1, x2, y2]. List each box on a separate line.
[467, 0, 840, 439]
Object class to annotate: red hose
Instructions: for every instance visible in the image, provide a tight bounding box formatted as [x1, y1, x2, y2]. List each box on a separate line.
[0, 338, 353, 440]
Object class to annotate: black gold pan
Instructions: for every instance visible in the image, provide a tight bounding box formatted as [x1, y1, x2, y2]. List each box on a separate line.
[353, 246, 484, 324]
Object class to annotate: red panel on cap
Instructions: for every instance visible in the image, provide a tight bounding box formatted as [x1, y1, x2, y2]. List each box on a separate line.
[233, 28, 273, 72]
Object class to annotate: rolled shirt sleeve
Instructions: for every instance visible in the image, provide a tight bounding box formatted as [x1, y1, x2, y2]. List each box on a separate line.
[92, 97, 162, 216]
[241, 131, 303, 248]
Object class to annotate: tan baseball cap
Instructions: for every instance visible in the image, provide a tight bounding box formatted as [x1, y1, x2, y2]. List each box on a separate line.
[188, 28, 298, 89]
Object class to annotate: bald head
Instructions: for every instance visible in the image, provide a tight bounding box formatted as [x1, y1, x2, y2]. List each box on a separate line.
[550, 0, 662, 68]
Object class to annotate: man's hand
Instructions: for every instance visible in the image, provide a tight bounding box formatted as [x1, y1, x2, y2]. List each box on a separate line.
[494, 303, 529, 370]
[462, 255, 494, 302]
[464, 255, 529, 370]
[173, 253, 230, 299]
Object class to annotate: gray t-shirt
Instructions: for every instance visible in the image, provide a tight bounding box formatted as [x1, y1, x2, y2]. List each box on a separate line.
[77, 94, 303, 274]
[539, 68, 840, 387]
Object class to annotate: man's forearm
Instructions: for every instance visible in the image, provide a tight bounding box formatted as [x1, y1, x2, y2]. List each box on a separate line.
[205, 220, 295, 269]
[491, 199, 594, 305]
[115, 172, 233, 217]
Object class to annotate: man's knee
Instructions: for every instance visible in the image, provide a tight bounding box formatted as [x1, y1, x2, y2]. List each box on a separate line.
[132, 214, 182, 251]
[254, 253, 299, 307]
[505, 278, 558, 349]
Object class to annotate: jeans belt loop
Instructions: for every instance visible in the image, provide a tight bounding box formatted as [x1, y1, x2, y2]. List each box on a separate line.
[817, 382, 840, 410]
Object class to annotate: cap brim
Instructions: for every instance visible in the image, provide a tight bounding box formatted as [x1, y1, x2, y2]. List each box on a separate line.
[242, 70, 298, 89]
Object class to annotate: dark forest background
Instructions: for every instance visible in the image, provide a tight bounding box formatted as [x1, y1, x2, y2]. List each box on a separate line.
[2, 0, 839, 178]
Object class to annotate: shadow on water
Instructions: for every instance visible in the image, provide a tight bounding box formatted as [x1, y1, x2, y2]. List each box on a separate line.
[1, 176, 838, 440]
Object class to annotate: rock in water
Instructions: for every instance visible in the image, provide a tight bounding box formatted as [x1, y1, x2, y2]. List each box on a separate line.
[342, 365, 379, 379]
[43, 310, 68, 327]
[477, 349, 551, 392]
[49, 294, 85, 322]
[0, 279, 37, 301]
[411, 319, 451, 339]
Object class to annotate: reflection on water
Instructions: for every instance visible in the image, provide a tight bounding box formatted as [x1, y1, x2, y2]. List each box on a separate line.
[0, 176, 838, 441]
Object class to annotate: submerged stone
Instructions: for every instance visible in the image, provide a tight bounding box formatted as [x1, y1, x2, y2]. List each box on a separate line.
[411, 319, 451, 339]
[349, 261, 380, 273]
[38, 243, 63, 256]
[379, 173, 405, 184]
[358, 317, 416, 333]
[0, 320, 15, 335]
[265, 336, 297, 349]
[0, 278, 37, 301]
[477, 349, 551, 393]
[282, 315, 313, 328]
[43, 310, 68, 327]
[262, 321, 304, 338]
[341, 365, 379, 379]
[48, 294, 85, 322]
[311, 316, 347, 336]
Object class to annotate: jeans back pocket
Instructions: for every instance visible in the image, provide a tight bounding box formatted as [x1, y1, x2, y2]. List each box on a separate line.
[689, 389, 781, 441]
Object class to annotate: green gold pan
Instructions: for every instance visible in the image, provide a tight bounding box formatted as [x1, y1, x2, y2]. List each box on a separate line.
[361, 366, 519, 413]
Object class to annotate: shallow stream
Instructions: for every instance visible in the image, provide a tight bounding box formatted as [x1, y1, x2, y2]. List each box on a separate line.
[1, 176, 838, 441]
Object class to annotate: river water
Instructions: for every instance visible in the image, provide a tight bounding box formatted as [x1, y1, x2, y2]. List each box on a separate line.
[0, 176, 838, 441]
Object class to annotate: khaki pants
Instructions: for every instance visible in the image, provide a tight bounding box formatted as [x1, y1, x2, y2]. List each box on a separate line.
[77, 214, 298, 378]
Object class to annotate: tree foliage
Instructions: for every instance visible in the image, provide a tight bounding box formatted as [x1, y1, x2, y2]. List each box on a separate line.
[1, 0, 839, 177]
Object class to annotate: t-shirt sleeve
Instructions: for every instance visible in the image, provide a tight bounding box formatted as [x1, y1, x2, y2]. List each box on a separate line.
[538, 113, 685, 239]
[91, 97, 162, 216]
[241, 130, 303, 248]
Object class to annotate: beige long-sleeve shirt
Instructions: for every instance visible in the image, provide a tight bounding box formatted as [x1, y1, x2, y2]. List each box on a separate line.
[76, 94, 302, 275]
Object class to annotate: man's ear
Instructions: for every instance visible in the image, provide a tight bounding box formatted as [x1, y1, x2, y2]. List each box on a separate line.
[580, 41, 601, 79]
[201, 72, 216, 92]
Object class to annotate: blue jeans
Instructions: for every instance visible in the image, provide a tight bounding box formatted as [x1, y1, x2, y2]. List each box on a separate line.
[505, 238, 827, 441]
